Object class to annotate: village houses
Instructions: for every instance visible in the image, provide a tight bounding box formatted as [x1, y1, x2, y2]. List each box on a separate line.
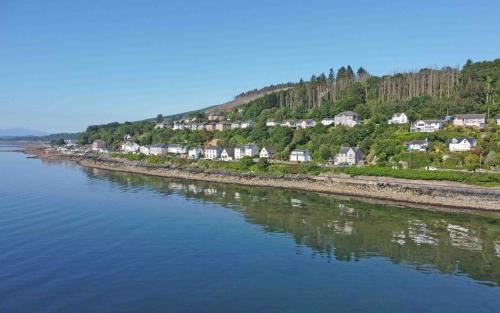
[453, 114, 486, 129]
[296, 119, 316, 129]
[290, 149, 312, 162]
[204, 146, 222, 160]
[220, 148, 235, 161]
[388, 113, 409, 125]
[447, 137, 477, 152]
[410, 120, 443, 132]
[150, 144, 168, 155]
[91, 140, 106, 153]
[203, 121, 217, 131]
[266, 119, 281, 127]
[215, 121, 231, 132]
[188, 147, 203, 160]
[321, 118, 335, 126]
[334, 111, 361, 127]
[234, 144, 259, 159]
[167, 144, 187, 154]
[405, 139, 429, 152]
[259, 146, 276, 159]
[207, 112, 225, 121]
[121, 141, 140, 153]
[333, 147, 365, 166]
[154, 120, 172, 129]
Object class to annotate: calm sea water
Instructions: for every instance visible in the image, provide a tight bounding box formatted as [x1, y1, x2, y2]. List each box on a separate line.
[0, 146, 499, 313]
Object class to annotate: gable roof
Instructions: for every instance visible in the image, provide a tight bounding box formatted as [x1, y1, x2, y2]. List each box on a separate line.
[404, 139, 428, 145]
[336, 111, 359, 117]
[261, 146, 277, 154]
[221, 148, 234, 157]
[455, 113, 486, 120]
[337, 147, 364, 158]
[446, 137, 477, 145]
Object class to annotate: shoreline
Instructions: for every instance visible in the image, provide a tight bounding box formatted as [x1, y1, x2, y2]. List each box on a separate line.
[23, 146, 500, 212]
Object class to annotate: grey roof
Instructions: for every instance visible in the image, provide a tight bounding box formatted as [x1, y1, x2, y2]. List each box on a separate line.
[417, 119, 443, 123]
[152, 144, 167, 148]
[291, 149, 310, 154]
[446, 137, 477, 145]
[221, 148, 234, 157]
[405, 139, 428, 145]
[337, 147, 364, 158]
[261, 146, 277, 154]
[235, 143, 258, 149]
[168, 144, 184, 148]
[496, 114, 500, 119]
[455, 114, 486, 119]
[337, 111, 359, 117]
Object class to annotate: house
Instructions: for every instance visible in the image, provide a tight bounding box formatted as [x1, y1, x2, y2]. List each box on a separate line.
[388, 113, 409, 125]
[188, 147, 203, 159]
[140, 146, 151, 155]
[231, 121, 241, 129]
[186, 123, 201, 131]
[453, 114, 486, 129]
[281, 120, 297, 128]
[215, 121, 231, 131]
[91, 140, 106, 152]
[334, 111, 361, 127]
[64, 139, 77, 148]
[167, 144, 187, 154]
[447, 137, 477, 152]
[220, 148, 235, 161]
[121, 141, 140, 153]
[333, 147, 365, 166]
[204, 146, 222, 160]
[259, 146, 276, 159]
[173, 122, 185, 130]
[234, 144, 259, 159]
[296, 119, 317, 129]
[405, 139, 429, 152]
[203, 121, 217, 131]
[207, 112, 225, 121]
[497, 114, 500, 126]
[240, 120, 255, 129]
[266, 119, 281, 127]
[410, 120, 443, 132]
[321, 118, 335, 126]
[154, 121, 172, 129]
[290, 150, 312, 162]
[150, 144, 168, 155]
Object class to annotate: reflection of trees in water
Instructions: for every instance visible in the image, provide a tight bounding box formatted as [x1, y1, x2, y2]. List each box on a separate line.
[84, 168, 500, 286]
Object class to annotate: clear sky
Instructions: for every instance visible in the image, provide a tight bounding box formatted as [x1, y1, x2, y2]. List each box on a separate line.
[1, 0, 499, 133]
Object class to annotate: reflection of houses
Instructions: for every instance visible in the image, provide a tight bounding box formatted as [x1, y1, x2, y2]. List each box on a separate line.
[411, 120, 443, 132]
[333, 221, 354, 236]
[388, 112, 408, 125]
[290, 150, 312, 162]
[392, 231, 406, 245]
[290, 198, 302, 207]
[447, 137, 477, 152]
[405, 139, 428, 152]
[447, 224, 483, 251]
[453, 114, 486, 129]
[408, 219, 438, 246]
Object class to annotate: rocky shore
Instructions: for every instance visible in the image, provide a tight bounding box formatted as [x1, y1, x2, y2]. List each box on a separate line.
[24, 145, 500, 212]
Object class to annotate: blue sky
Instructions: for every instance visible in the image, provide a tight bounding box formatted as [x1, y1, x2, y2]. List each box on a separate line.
[1, 0, 499, 133]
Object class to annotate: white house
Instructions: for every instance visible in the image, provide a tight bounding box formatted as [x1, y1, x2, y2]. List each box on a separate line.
[296, 119, 317, 129]
[240, 120, 255, 129]
[231, 121, 241, 129]
[188, 147, 203, 159]
[154, 121, 172, 129]
[266, 119, 281, 127]
[140, 146, 151, 155]
[334, 111, 361, 127]
[447, 137, 477, 152]
[204, 146, 222, 160]
[234, 144, 259, 159]
[388, 113, 409, 125]
[405, 139, 429, 152]
[453, 114, 486, 129]
[220, 148, 235, 161]
[321, 118, 335, 126]
[150, 144, 168, 155]
[259, 146, 276, 159]
[290, 150, 312, 162]
[173, 122, 185, 130]
[410, 120, 443, 132]
[121, 141, 140, 153]
[333, 147, 365, 166]
[167, 144, 187, 154]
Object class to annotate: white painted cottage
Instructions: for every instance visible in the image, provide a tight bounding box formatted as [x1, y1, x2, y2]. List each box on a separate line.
[204, 146, 222, 160]
[388, 113, 408, 125]
[405, 139, 429, 152]
[333, 147, 365, 166]
[334, 111, 361, 127]
[167, 144, 187, 154]
[259, 146, 276, 159]
[150, 144, 168, 155]
[447, 138, 477, 152]
[296, 119, 317, 129]
[321, 118, 335, 126]
[410, 120, 443, 132]
[188, 147, 203, 159]
[290, 150, 312, 162]
[266, 119, 281, 127]
[453, 114, 486, 129]
[234, 144, 259, 159]
[121, 141, 140, 153]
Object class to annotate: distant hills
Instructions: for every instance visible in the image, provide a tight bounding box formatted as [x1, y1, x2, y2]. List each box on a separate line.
[0, 128, 49, 138]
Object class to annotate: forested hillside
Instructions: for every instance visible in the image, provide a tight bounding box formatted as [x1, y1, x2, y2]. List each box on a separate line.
[80, 59, 500, 170]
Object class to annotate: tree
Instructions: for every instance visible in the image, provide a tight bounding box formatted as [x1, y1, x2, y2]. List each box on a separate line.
[239, 156, 254, 170]
[156, 114, 164, 123]
[328, 68, 335, 81]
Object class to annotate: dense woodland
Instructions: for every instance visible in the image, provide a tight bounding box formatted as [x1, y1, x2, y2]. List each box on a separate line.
[80, 59, 500, 170]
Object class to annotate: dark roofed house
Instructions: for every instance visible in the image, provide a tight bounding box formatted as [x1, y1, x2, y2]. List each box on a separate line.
[333, 147, 365, 166]
[259, 146, 276, 159]
[334, 111, 361, 127]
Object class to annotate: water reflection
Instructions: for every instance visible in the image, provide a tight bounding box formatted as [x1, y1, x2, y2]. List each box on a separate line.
[83, 167, 500, 286]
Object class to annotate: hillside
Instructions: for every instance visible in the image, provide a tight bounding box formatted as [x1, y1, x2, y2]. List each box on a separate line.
[80, 58, 500, 171]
